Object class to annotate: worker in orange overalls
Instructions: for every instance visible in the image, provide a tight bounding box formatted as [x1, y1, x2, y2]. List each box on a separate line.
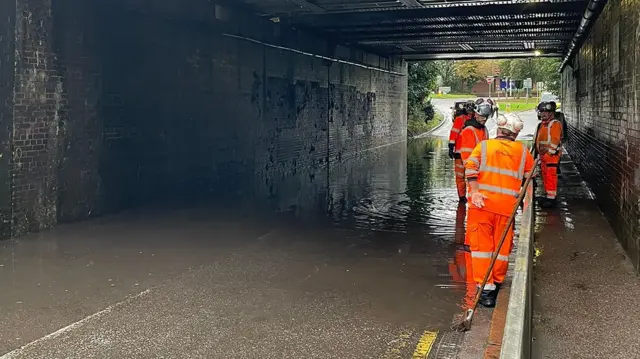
[464, 113, 534, 307]
[448, 203, 475, 309]
[449, 101, 476, 202]
[534, 101, 563, 208]
[459, 103, 491, 164]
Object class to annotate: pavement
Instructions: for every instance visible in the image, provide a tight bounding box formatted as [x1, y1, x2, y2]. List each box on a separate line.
[430, 98, 538, 140]
[531, 155, 640, 359]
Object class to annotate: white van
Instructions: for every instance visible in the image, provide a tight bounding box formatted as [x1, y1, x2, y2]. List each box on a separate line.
[540, 92, 559, 103]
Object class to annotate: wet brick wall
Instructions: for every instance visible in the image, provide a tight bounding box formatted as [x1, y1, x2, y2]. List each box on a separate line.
[6, 0, 407, 237]
[0, 0, 15, 237]
[560, 0, 640, 270]
[12, 0, 65, 234]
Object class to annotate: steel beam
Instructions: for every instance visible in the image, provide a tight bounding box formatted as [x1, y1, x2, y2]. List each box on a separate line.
[393, 44, 566, 53]
[397, 45, 416, 52]
[318, 15, 581, 31]
[341, 27, 579, 40]
[560, 0, 607, 71]
[398, 0, 424, 8]
[336, 23, 579, 38]
[291, 0, 325, 13]
[358, 33, 574, 45]
[400, 51, 564, 60]
[289, 1, 587, 27]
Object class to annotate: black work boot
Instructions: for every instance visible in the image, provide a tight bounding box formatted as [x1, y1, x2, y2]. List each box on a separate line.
[459, 196, 467, 203]
[479, 290, 496, 308]
[479, 283, 501, 308]
[493, 282, 502, 298]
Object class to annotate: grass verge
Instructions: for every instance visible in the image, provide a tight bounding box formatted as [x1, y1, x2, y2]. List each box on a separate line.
[498, 102, 538, 112]
[408, 111, 444, 138]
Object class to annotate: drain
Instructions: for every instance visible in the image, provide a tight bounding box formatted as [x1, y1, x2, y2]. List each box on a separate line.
[429, 330, 464, 359]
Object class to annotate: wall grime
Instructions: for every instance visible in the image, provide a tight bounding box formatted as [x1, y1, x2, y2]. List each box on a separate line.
[561, 0, 640, 270]
[0, 0, 16, 238]
[12, 0, 65, 235]
[3, 0, 408, 238]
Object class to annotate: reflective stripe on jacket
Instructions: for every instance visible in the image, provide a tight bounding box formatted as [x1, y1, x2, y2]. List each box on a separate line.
[449, 114, 469, 152]
[459, 125, 489, 162]
[536, 119, 563, 155]
[464, 138, 535, 216]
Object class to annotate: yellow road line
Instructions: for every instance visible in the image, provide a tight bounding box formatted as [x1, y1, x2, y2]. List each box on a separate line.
[382, 330, 413, 359]
[412, 331, 438, 359]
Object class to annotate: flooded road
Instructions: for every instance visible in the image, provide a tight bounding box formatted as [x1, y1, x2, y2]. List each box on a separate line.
[0, 138, 477, 358]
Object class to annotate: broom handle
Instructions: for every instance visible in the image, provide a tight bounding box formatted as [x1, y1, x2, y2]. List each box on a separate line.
[469, 156, 541, 308]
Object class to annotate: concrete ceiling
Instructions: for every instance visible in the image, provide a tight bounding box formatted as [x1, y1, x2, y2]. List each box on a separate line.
[232, 0, 594, 60]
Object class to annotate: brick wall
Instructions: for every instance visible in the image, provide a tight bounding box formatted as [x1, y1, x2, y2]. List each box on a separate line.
[0, 0, 15, 238]
[5, 0, 407, 237]
[12, 0, 65, 234]
[560, 0, 640, 270]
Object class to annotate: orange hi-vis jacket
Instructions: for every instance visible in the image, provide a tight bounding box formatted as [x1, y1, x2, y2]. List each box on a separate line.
[449, 114, 470, 153]
[459, 122, 489, 162]
[536, 119, 563, 155]
[464, 138, 535, 216]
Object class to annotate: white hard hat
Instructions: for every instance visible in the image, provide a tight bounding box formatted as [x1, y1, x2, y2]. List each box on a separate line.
[496, 113, 524, 133]
[476, 103, 493, 117]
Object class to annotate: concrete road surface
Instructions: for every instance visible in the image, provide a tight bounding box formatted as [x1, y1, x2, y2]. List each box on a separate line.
[431, 98, 538, 140]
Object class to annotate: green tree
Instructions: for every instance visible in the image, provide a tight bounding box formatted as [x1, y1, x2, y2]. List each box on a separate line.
[408, 61, 438, 107]
[454, 61, 481, 92]
[498, 59, 512, 77]
[434, 60, 457, 89]
[475, 60, 499, 77]
[498, 58, 561, 94]
[407, 61, 439, 136]
[534, 58, 561, 94]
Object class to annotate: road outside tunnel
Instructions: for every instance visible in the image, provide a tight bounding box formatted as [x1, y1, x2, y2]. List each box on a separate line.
[430, 99, 539, 141]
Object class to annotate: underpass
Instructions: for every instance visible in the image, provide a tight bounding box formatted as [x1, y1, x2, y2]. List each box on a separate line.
[2, 0, 638, 358]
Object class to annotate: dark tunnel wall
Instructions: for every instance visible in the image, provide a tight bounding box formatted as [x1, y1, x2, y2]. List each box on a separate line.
[7, 0, 407, 237]
[0, 0, 15, 238]
[560, 0, 640, 270]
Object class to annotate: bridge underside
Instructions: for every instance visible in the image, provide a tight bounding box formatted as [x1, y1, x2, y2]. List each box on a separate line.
[234, 0, 592, 60]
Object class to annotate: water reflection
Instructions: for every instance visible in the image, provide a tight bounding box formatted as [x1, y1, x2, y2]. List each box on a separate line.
[329, 138, 461, 240]
[534, 154, 592, 232]
[326, 138, 477, 310]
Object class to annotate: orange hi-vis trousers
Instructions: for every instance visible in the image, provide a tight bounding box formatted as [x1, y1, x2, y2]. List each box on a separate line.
[541, 152, 560, 199]
[465, 207, 514, 290]
[454, 158, 466, 197]
[454, 202, 467, 246]
[450, 204, 474, 308]
[449, 246, 476, 309]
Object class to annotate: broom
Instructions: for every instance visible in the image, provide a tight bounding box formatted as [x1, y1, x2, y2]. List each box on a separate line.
[451, 156, 541, 332]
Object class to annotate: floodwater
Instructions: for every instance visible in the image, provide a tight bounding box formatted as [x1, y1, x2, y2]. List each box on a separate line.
[0, 138, 476, 358]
